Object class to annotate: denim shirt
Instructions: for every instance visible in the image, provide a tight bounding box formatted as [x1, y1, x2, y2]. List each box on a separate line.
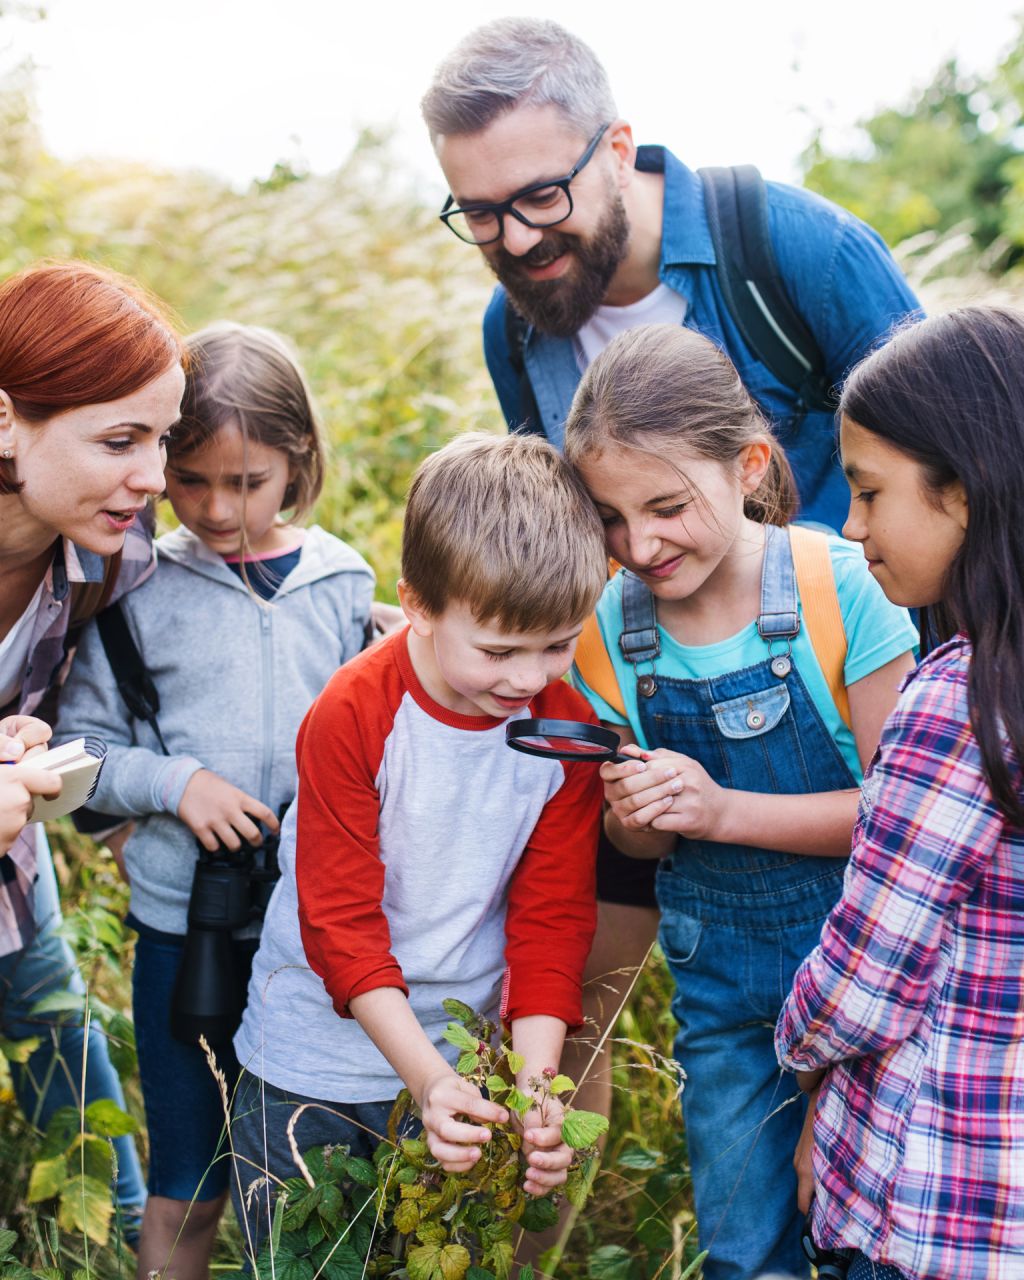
[482, 146, 922, 532]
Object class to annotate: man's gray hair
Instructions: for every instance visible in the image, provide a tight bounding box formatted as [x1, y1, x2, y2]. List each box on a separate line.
[421, 17, 617, 142]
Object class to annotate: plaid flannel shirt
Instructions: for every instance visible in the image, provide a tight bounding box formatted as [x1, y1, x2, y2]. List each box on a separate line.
[0, 520, 154, 957]
[777, 635, 1024, 1280]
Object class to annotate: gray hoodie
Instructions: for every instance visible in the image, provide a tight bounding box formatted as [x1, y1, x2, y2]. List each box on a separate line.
[54, 525, 374, 934]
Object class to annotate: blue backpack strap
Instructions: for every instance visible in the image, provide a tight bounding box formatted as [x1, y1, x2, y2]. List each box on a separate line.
[620, 571, 661, 697]
[699, 165, 837, 417]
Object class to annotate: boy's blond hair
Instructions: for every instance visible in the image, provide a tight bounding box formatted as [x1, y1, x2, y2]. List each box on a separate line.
[402, 432, 607, 631]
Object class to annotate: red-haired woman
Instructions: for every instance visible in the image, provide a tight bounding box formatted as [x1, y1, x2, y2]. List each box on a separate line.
[0, 259, 185, 1246]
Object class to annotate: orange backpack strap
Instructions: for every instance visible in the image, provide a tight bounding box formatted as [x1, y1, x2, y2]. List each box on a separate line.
[788, 525, 851, 729]
[574, 611, 628, 721]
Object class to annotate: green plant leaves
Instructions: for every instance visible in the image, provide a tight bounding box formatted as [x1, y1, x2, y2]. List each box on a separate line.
[561, 1109, 609, 1150]
[442, 998, 477, 1024]
[27, 1155, 66, 1203]
[106, 1011, 138, 1080]
[84, 1098, 138, 1137]
[456, 1051, 481, 1075]
[503, 1087, 532, 1116]
[407, 1242, 442, 1280]
[342, 1154, 377, 1187]
[587, 1244, 635, 1279]
[519, 1195, 559, 1233]
[616, 1144, 662, 1171]
[547, 1074, 575, 1095]
[56, 1174, 113, 1245]
[0, 1034, 41, 1064]
[443, 1023, 479, 1053]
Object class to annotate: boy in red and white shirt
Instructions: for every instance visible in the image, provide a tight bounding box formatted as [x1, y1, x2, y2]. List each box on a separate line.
[232, 433, 607, 1255]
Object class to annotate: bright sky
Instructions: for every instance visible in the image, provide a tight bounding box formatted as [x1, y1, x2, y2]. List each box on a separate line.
[2, 0, 1021, 194]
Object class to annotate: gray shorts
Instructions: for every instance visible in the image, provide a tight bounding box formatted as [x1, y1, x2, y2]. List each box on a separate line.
[229, 1068, 397, 1261]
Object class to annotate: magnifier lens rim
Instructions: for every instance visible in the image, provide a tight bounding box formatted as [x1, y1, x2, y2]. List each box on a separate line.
[505, 717, 620, 759]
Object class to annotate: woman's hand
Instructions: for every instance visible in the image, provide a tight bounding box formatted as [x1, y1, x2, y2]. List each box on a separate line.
[602, 748, 728, 840]
[0, 715, 53, 762]
[0, 767, 61, 854]
[177, 769, 279, 852]
[419, 1070, 508, 1172]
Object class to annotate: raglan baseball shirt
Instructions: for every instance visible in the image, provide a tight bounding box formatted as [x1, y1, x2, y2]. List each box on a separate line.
[233, 627, 602, 1103]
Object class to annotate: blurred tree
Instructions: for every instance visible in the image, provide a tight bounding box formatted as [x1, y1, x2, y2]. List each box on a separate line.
[801, 28, 1024, 268]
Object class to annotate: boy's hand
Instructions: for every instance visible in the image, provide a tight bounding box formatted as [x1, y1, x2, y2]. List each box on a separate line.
[520, 1094, 573, 1195]
[0, 767, 61, 854]
[0, 715, 53, 762]
[177, 769, 279, 852]
[419, 1070, 509, 1172]
[601, 748, 727, 840]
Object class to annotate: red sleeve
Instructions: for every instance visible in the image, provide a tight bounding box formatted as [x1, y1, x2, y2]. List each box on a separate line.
[295, 636, 409, 1017]
[501, 682, 602, 1030]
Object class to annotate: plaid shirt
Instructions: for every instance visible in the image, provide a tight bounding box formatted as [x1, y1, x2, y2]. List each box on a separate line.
[0, 521, 154, 957]
[777, 636, 1024, 1280]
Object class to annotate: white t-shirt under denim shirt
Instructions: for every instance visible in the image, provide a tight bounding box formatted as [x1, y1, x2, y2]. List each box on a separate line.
[574, 282, 687, 371]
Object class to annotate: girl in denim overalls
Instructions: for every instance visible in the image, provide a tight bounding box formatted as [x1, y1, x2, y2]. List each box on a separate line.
[565, 324, 918, 1280]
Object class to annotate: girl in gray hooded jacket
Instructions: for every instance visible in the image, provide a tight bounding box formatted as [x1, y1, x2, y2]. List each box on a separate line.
[55, 324, 374, 1280]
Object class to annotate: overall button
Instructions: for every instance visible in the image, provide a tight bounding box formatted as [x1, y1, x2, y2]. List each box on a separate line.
[771, 655, 792, 678]
[638, 674, 658, 698]
[746, 708, 766, 730]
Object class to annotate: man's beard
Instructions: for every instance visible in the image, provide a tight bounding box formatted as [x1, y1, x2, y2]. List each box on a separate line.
[487, 192, 630, 339]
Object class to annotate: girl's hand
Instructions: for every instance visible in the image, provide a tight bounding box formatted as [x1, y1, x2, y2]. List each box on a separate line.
[520, 1094, 572, 1195]
[419, 1071, 508, 1172]
[0, 767, 61, 854]
[794, 1082, 823, 1214]
[0, 715, 53, 762]
[602, 748, 728, 840]
[177, 769, 279, 852]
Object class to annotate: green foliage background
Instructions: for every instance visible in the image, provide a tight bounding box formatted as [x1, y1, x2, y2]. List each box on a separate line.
[0, 65, 499, 595]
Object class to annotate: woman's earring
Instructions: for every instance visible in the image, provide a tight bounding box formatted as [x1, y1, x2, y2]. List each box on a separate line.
[1, 448, 12, 459]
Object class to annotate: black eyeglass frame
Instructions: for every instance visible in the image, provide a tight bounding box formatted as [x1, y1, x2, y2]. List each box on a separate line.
[440, 122, 610, 245]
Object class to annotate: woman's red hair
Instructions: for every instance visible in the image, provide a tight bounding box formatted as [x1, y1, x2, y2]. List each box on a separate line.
[0, 260, 185, 495]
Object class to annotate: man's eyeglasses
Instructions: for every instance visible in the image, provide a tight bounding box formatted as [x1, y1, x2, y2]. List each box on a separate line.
[440, 123, 610, 246]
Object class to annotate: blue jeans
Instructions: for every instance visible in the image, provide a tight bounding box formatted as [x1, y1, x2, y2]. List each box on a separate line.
[130, 920, 252, 1201]
[0, 830, 146, 1214]
[230, 1069, 397, 1262]
[659, 902, 828, 1280]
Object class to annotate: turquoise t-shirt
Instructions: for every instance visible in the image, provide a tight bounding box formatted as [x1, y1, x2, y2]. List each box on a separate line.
[572, 535, 918, 780]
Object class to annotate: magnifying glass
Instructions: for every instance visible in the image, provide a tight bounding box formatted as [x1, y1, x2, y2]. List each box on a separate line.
[505, 718, 633, 764]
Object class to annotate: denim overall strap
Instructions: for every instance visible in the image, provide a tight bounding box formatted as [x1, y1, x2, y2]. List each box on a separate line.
[757, 523, 799, 642]
[620, 571, 661, 697]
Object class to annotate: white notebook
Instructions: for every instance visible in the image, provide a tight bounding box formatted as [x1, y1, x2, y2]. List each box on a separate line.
[8, 736, 107, 822]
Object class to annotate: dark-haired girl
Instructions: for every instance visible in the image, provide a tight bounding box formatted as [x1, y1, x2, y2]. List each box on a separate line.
[777, 306, 1024, 1280]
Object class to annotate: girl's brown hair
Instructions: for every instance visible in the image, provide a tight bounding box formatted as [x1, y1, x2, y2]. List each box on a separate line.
[564, 323, 798, 525]
[173, 323, 325, 522]
[0, 259, 184, 495]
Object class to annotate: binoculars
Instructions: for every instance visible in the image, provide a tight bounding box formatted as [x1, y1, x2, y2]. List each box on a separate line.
[169, 822, 282, 1047]
[801, 1214, 851, 1280]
